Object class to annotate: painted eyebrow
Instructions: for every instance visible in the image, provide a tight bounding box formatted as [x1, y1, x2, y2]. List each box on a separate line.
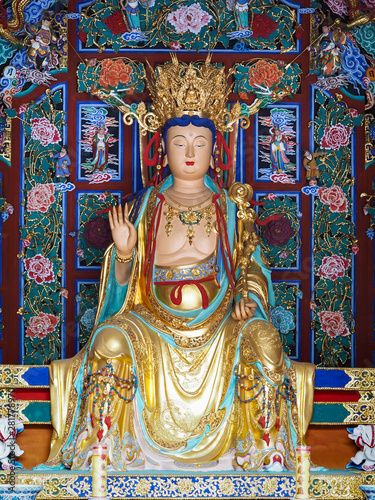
[170, 134, 209, 140]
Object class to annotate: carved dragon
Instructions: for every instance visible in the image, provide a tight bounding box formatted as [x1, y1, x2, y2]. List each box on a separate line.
[0, 0, 32, 46]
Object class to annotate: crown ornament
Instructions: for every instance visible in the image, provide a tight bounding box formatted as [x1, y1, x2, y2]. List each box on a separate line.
[146, 54, 239, 133]
[92, 55, 249, 135]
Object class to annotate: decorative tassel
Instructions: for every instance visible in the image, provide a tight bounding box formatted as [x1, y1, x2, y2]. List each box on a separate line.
[104, 415, 111, 430]
[216, 131, 232, 171]
[143, 130, 161, 167]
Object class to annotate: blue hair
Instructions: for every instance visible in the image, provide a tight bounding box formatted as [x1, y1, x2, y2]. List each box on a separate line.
[162, 115, 216, 153]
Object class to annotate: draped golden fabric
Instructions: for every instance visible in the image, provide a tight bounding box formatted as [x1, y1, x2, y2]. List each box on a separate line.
[43, 181, 315, 471]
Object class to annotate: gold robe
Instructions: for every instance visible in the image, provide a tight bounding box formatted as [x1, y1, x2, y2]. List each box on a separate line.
[42, 177, 315, 471]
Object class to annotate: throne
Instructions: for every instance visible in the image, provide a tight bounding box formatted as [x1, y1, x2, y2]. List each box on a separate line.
[0, 365, 374, 498]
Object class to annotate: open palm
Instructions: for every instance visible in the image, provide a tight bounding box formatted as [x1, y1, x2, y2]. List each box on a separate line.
[108, 204, 137, 257]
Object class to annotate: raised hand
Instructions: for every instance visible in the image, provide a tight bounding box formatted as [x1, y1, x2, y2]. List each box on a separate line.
[108, 204, 137, 258]
[231, 297, 257, 321]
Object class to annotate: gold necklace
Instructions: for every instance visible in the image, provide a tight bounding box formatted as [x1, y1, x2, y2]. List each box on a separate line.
[164, 189, 213, 209]
[163, 191, 215, 245]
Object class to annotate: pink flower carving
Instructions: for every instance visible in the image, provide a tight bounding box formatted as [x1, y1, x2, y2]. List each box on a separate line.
[26, 312, 59, 339]
[23, 238, 31, 247]
[318, 310, 350, 338]
[61, 288, 69, 299]
[317, 254, 350, 281]
[97, 192, 107, 201]
[349, 108, 359, 117]
[352, 245, 359, 255]
[266, 193, 277, 200]
[318, 185, 348, 213]
[24, 254, 55, 284]
[170, 42, 182, 50]
[18, 104, 27, 115]
[30, 117, 61, 146]
[359, 0, 375, 8]
[323, 0, 349, 16]
[167, 3, 212, 35]
[320, 124, 351, 150]
[27, 183, 55, 213]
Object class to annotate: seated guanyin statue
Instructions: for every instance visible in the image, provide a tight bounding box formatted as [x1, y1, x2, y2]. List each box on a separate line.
[41, 57, 315, 471]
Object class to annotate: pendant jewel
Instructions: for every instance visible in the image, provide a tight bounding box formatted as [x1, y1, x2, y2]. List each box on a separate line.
[163, 192, 215, 246]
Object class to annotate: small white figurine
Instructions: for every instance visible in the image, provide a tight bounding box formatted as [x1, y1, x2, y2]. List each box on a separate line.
[0, 417, 24, 469]
[347, 425, 375, 471]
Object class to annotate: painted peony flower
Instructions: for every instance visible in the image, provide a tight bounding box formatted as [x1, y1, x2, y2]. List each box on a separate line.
[317, 254, 350, 281]
[318, 185, 348, 213]
[30, 117, 61, 147]
[83, 216, 113, 250]
[248, 60, 282, 90]
[103, 10, 128, 34]
[250, 13, 278, 39]
[80, 307, 97, 330]
[263, 217, 294, 246]
[270, 306, 295, 334]
[99, 59, 133, 89]
[27, 183, 55, 213]
[320, 124, 351, 150]
[24, 254, 55, 284]
[318, 310, 350, 338]
[26, 312, 59, 339]
[167, 3, 212, 35]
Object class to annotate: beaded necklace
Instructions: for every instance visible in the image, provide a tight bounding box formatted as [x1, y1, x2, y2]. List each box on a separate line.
[163, 190, 215, 245]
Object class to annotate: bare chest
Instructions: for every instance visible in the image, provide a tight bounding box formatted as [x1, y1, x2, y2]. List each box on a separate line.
[155, 204, 217, 266]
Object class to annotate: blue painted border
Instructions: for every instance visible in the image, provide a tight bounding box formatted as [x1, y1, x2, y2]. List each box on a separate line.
[254, 103, 301, 184]
[75, 189, 123, 271]
[309, 84, 356, 367]
[0, 172, 3, 286]
[272, 279, 301, 361]
[19, 82, 68, 363]
[74, 278, 100, 355]
[76, 102, 123, 182]
[254, 190, 302, 272]
[236, 125, 246, 184]
[76, 0, 302, 55]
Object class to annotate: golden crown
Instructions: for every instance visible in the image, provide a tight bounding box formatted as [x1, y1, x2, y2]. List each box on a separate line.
[146, 54, 235, 132]
[93, 55, 249, 134]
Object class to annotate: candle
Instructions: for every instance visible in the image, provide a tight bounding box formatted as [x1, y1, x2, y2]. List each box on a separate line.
[91, 444, 108, 499]
[295, 445, 312, 500]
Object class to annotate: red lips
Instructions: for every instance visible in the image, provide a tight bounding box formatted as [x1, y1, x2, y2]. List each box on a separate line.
[185, 161, 195, 165]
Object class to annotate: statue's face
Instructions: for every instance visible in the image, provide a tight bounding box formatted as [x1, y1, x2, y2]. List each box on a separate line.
[164, 123, 213, 181]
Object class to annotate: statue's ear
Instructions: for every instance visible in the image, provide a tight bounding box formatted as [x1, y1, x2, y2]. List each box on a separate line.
[209, 141, 217, 169]
[161, 138, 168, 167]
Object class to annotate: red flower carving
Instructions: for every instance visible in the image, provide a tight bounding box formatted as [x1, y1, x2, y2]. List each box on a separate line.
[30, 117, 61, 147]
[27, 183, 55, 213]
[320, 124, 351, 150]
[25, 254, 55, 284]
[83, 216, 113, 250]
[103, 10, 128, 35]
[318, 310, 350, 338]
[26, 312, 59, 339]
[250, 13, 278, 39]
[263, 217, 294, 246]
[317, 254, 350, 281]
[318, 185, 348, 213]
[99, 59, 133, 89]
[248, 60, 282, 89]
